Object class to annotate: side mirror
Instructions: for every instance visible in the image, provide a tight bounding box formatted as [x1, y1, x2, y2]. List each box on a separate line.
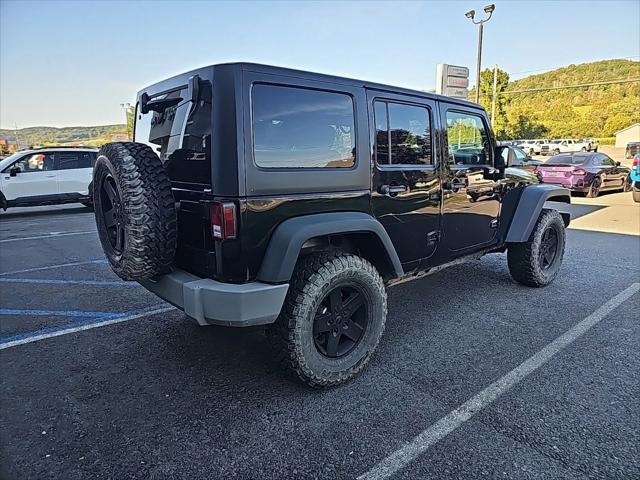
[9, 166, 20, 177]
[495, 146, 515, 168]
[615, 161, 621, 167]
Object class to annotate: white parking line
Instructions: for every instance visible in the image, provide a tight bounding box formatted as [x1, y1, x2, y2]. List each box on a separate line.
[0, 230, 96, 243]
[358, 282, 640, 480]
[0, 259, 107, 276]
[0, 305, 176, 350]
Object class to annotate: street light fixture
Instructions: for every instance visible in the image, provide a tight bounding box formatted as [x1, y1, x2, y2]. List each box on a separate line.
[465, 4, 496, 103]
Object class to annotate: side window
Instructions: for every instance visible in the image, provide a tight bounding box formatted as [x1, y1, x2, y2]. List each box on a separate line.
[252, 84, 355, 169]
[374, 101, 432, 166]
[9, 153, 55, 173]
[514, 148, 527, 162]
[445, 111, 491, 165]
[57, 152, 81, 170]
[600, 154, 615, 166]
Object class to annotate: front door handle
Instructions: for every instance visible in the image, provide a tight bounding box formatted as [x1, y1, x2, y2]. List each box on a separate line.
[379, 184, 408, 195]
[45, 174, 56, 178]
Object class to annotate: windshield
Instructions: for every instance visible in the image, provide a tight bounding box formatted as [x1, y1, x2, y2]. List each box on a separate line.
[0, 151, 27, 169]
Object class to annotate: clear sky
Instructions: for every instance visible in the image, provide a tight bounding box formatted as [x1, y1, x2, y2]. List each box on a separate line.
[1, 0, 638, 128]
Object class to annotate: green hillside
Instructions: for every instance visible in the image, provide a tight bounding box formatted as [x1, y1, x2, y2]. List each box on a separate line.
[475, 59, 640, 140]
[0, 125, 127, 148]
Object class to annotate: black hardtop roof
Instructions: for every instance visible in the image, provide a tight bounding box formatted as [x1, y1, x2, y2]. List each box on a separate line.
[138, 62, 482, 111]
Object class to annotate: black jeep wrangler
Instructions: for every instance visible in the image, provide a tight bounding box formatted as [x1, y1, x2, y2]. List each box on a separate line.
[93, 63, 570, 387]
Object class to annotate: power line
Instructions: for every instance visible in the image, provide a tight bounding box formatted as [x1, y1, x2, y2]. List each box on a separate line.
[500, 77, 640, 95]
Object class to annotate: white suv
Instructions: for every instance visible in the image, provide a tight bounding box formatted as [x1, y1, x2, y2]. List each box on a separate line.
[0, 147, 97, 210]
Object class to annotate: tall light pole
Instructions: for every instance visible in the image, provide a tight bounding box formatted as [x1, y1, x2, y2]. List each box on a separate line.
[465, 4, 495, 104]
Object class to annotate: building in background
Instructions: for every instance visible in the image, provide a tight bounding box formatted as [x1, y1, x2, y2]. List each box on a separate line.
[615, 123, 640, 148]
[0, 139, 18, 155]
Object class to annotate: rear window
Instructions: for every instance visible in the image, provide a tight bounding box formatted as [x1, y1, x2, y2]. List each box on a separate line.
[545, 155, 587, 165]
[57, 152, 95, 170]
[251, 84, 355, 169]
[134, 79, 212, 185]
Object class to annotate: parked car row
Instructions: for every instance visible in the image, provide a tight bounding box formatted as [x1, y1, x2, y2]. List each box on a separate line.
[0, 144, 635, 213]
[504, 138, 599, 156]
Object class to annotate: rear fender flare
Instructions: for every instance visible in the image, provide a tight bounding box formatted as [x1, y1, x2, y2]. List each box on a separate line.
[506, 184, 571, 243]
[257, 212, 404, 283]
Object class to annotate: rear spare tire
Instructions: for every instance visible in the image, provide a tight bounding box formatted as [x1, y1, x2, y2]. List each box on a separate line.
[93, 142, 177, 281]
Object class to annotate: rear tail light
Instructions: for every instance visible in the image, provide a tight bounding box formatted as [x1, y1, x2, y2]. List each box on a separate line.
[571, 168, 586, 176]
[633, 156, 639, 168]
[210, 201, 237, 240]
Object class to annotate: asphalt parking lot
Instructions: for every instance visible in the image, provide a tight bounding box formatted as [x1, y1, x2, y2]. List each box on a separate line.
[1, 198, 639, 480]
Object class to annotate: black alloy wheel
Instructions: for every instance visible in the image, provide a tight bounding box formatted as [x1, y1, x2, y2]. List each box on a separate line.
[588, 177, 602, 198]
[538, 226, 559, 271]
[99, 173, 125, 254]
[313, 285, 367, 358]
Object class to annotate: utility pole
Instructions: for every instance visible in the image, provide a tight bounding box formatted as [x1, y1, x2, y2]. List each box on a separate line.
[465, 4, 495, 104]
[475, 22, 484, 104]
[491, 65, 498, 128]
[14, 123, 20, 150]
[120, 103, 131, 140]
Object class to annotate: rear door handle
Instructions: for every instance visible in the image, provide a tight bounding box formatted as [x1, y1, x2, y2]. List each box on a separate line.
[45, 174, 56, 177]
[379, 184, 408, 195]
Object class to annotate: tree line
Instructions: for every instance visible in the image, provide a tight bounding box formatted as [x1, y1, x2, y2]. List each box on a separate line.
[471, 59, 639, 140]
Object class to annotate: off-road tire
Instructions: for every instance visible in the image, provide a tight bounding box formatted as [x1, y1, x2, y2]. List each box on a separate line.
[93, 142, 176, 281]
[270, 252, 387, 388]
[507, 209, 566, 287]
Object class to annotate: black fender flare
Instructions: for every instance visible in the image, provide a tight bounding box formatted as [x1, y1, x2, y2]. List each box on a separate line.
[506, 184, 571, 243]
[257, 212, 404, 283]
[0, 190, 7, 210]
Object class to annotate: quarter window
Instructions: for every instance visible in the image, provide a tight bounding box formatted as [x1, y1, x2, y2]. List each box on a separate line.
[252, 84, 355, 169]
[445, 111, 491, 165]
[374, 101, 432, 166]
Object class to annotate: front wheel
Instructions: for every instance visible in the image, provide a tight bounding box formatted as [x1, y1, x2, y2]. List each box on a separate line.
[554, 149, 560, 155]
[633, 184, 640, 203]
[507, 209, 566, 287]
[623, 175, 633, 193]
[270, 252, 387, 388]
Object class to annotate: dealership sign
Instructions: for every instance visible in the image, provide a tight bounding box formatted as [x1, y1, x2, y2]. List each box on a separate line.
[436, 64, 470, 99]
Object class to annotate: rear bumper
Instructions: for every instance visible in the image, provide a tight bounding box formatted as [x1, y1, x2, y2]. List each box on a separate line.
[139, 269, 289, 327]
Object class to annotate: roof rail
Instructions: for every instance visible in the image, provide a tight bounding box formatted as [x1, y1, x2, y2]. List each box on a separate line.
[31, 145, 97, 150]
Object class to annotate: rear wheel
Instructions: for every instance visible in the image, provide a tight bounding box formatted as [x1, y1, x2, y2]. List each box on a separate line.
[623, 175, 633, 192]
[633, 184, 640, 203]
[581, 147, 587, 152]
[554, 149, 560, 155]
[586, 176, 602, 198]
[270, 252, 387, 388]
[508, 209, 566, 287]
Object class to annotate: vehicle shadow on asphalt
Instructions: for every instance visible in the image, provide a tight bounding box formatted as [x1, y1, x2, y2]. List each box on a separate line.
[0, 205, 92, 221]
